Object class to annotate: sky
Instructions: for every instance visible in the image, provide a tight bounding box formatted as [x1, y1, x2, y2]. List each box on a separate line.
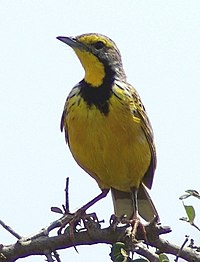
[0, 1, 200, 261]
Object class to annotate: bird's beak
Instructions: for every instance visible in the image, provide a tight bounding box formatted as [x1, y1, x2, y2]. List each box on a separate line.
[57, 36, 84, 50]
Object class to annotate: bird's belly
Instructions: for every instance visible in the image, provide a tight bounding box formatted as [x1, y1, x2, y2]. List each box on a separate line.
[67, 99, 151, 192]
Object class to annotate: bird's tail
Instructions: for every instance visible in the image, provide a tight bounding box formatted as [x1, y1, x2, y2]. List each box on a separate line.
[111, 184, 159, 222]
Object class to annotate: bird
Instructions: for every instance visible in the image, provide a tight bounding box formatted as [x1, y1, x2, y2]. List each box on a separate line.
[57, 33, 158, 223]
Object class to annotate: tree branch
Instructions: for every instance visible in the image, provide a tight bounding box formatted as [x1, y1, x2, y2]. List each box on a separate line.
[0, 220, 199, 262]
[1, 183, 200, 261]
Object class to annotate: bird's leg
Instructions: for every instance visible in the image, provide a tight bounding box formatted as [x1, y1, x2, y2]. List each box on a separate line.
[70, 189, 109, 231]
[130, 187, 140, 240]
[131, 186, 139, 219]
[80, 189, 109, 212]
[128, 187, 146, 242]
[59, 189, 109, 235]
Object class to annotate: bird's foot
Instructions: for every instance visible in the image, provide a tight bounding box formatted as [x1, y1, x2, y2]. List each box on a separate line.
[56, 209, 84, 238]
[109, 214, 146, 242]
[109, 214, 125, 229]
[125, 217, 147, 244]
[58, 209, 102, 242]
[109, 214, 147, 243]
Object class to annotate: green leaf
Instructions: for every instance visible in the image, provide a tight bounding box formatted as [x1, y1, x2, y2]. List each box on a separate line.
[110, 242, 129, 262]
[113, 254, 128, 262]
[183, 204, 196, 224]
[111, 242, 126, 256]
[159, 253, 170, 262]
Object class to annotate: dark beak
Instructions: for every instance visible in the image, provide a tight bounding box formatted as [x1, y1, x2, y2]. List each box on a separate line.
[57, 36, 84, 50]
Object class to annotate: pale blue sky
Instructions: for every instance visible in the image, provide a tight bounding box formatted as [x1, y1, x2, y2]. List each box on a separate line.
[1, 1, 200, 261]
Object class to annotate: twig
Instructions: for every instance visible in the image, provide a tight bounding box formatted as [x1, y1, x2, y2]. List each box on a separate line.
[53, 251, 61, 262]
[0, 219, 22, 239]
[151, 234, 199, 262]
[44, 250, 54, 262]
[17, 212, 75, 242]
[64, 177, 69, 213]
[174, 235, 189, 262]
[191, 223, 200, 232]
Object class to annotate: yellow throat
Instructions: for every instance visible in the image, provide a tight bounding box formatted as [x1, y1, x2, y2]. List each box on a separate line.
[74, 48, 105, 87]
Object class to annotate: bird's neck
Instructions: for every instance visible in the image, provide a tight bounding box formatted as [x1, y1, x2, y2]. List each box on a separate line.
[74, 48, 126, 87]
[75, 49, 105, 87]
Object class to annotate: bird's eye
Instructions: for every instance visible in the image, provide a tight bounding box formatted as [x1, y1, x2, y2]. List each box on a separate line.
[94, 41, 105, 50]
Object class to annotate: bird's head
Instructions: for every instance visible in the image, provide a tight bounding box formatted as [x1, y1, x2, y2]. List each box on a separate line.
[57, 33, 126, 87]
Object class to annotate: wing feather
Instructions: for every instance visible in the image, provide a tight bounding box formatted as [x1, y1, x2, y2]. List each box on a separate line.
[60, 84, 81, 143]
[114, 81, 156, 189]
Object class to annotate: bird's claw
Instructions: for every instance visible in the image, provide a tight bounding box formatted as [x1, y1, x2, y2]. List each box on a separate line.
[58, 209, 102, 238]
[125, 217, 147, 244]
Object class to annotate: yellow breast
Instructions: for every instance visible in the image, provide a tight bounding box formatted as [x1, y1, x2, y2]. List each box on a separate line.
[66, 92, 151, 192]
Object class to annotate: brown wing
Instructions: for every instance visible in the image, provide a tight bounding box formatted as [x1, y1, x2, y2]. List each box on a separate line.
[60, 106, 68, 143]
[60, 84, 81, 143]
[113, 81, 156, 189]
[129, 84, 157, 189]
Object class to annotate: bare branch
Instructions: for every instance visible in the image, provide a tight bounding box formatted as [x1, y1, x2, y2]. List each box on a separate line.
[135, 242, 159, 261]
[150, 235, 200, 262]
[53, 251, 61, 262]
[64, 177, 70, 213]
[0, 221, 199, 262]
[1, 184, 200, 262]
[0, 220, 22, 240]
[44, 250, 55, 262]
